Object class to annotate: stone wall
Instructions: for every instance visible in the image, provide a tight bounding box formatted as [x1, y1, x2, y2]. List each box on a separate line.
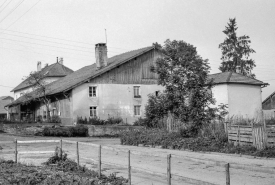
[85, 125, 143, 136]
[0, 123, 60, 136]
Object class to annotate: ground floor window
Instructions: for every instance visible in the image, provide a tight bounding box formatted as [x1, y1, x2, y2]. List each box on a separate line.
[134, 105, 141, 116]
[90, 106, 97, 117]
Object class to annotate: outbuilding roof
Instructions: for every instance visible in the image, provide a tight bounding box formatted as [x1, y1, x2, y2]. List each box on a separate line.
[208, 71, 268, 86]
[11, 62, 74, 92]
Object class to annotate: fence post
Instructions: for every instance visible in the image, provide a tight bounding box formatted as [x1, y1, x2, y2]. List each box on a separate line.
[76, 142, 79, 168]
[128, 150, 131, 185]
[167, 154, 171, 185]
[237, 125, 240, 146]
[60, 139, 62, 159]
[98, 145, 101, 177]
[14, 138, 17, 163]
[225, 163, 230, 185]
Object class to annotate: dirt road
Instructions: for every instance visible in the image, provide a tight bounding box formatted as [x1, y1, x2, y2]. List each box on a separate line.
[1, 133, 275, 185]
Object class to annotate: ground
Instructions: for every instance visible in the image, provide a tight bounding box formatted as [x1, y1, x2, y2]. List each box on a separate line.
[0, 133, 275, 185]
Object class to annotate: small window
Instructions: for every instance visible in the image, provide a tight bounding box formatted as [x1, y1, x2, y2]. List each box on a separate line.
[134, 86, 141, 98]
[155, 91, 159, 97]
[89, 86, 97, 97]
[90, 106, 97, 117]
[134, 105, 141, 116]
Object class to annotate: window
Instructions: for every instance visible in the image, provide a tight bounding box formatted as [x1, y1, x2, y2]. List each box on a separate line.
[89, 86, 97, 97]
[133, 86, 141, 98]
[134, 105, 141, 116]
[155, 91, 159, 97]
[90, 106, 97, 117]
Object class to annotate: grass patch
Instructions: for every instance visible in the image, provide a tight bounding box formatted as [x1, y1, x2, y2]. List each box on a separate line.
[0, 147, 127, 185]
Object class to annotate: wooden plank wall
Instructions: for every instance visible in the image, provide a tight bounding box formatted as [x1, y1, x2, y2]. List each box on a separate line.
[90, 50, 160, 84]
[228, 125, 275, 147]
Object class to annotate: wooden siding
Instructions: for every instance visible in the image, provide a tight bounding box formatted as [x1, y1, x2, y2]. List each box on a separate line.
[90, 50, 160, 84]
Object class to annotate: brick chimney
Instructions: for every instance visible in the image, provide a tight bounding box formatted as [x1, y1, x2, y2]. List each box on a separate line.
[95, 43, 107, 69]
[37, 61, 41, 71]
[59, 57, 63, 65]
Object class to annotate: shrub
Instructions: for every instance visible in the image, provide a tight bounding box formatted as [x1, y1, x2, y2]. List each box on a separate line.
[133, 117, 149, 126]
[49, 115, 61, 123]
[42, 125, 88, 137]
[89, 117, 106, 125]
[106, 117, 123, 125]
[36, 115, 43, 123]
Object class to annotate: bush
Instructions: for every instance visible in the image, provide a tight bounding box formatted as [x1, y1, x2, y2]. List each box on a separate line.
[42, 125, 88, 137]
[49, 115, 61, 123]
[106, 117, 123, 125]
[89, 117, 106, 125]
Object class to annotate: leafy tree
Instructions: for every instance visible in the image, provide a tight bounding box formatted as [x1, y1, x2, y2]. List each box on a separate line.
[22, 71, 51, 120]
[148, 39, 217, 133]
[219, 18, 256, 77]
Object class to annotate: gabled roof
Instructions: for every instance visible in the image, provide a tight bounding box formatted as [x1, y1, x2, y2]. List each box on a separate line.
[0, 96, 13, 100]
[7, 46, 155, 107]
[208, 71, 268, 86]
[11, 62, 74, 92]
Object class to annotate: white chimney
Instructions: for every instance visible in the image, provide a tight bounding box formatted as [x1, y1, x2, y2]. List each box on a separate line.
[59, 57, 63, 65]
[95, 43, 107, 69]
[37, 61, 41, 71]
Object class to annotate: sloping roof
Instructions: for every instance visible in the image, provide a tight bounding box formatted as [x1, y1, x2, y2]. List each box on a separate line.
[7, 46, 155, 107]
[0, 96, 13, 100]
[208, 71, 268, 86]
[11, 62, 74, 92]
[263, 91, 275, 104]
[0, 99, 12, 114]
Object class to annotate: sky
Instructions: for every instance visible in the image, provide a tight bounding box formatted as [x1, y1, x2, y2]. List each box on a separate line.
[0, 0, 275, 100]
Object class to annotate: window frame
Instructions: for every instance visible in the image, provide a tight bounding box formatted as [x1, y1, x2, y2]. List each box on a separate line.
[89, 86, 97, 97]
[133, 86, 141, 98]
[134, 105, 141, 116]
[89, 106, 97, 118]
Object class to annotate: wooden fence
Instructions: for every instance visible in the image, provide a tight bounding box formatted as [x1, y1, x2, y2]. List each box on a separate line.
[227, 124, 275, 149]
[0, 139, 233, 185]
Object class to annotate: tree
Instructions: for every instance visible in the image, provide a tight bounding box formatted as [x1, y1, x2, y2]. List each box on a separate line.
[22, 71, 51, 120]
[219, 18, 256, 77]
[148, 39, 216, 133]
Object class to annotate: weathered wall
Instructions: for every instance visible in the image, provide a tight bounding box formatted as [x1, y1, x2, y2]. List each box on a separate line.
[227, 84, 262, 118]
[85, 125, 143, 136]
[72, 83, 164, 124]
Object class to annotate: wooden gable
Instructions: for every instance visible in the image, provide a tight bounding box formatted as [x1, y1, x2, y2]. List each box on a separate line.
[90, 49, 161, 84]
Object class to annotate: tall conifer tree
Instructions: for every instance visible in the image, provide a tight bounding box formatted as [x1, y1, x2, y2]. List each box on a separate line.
[219, 18, 256, 77]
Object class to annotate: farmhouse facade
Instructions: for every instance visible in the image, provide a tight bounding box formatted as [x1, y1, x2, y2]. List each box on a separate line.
[6, 43, 268, 124]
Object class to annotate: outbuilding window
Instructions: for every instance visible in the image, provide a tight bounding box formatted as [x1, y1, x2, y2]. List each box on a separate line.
[90, 106, 97, 118]
[134, 105, 141, 116]
[89, 86, 97, 97]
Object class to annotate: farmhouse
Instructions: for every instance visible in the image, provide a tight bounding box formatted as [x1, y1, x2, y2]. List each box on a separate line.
[7, 44, 164, 124]
[6, 43, 268, 124]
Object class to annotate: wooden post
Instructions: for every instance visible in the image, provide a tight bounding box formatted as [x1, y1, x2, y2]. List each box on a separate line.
[128, 150, 131, 185]
[167, 154, 171, 185]
[76, 142, 79, 168]
[225, 163, 230, 185]
[14, 138, 17, 163]
[98, 145, 101, 177]
[237, 125, 240, 146]
[60, 139, 63, 159]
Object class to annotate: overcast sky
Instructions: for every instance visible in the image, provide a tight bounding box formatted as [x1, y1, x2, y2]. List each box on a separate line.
[0, 0, 274, 100]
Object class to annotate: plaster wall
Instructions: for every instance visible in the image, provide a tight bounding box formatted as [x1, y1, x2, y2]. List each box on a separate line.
[72, 83, 164, 124]
[227, 84, 262, 118]
[211, 84, 229, 108]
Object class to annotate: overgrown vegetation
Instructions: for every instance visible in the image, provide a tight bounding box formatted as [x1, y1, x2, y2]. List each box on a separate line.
[120, 125, 275, 158]
[42, 125, 88, 137]
[77, 116, 124, 125]
[0, 148, 127, 185]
